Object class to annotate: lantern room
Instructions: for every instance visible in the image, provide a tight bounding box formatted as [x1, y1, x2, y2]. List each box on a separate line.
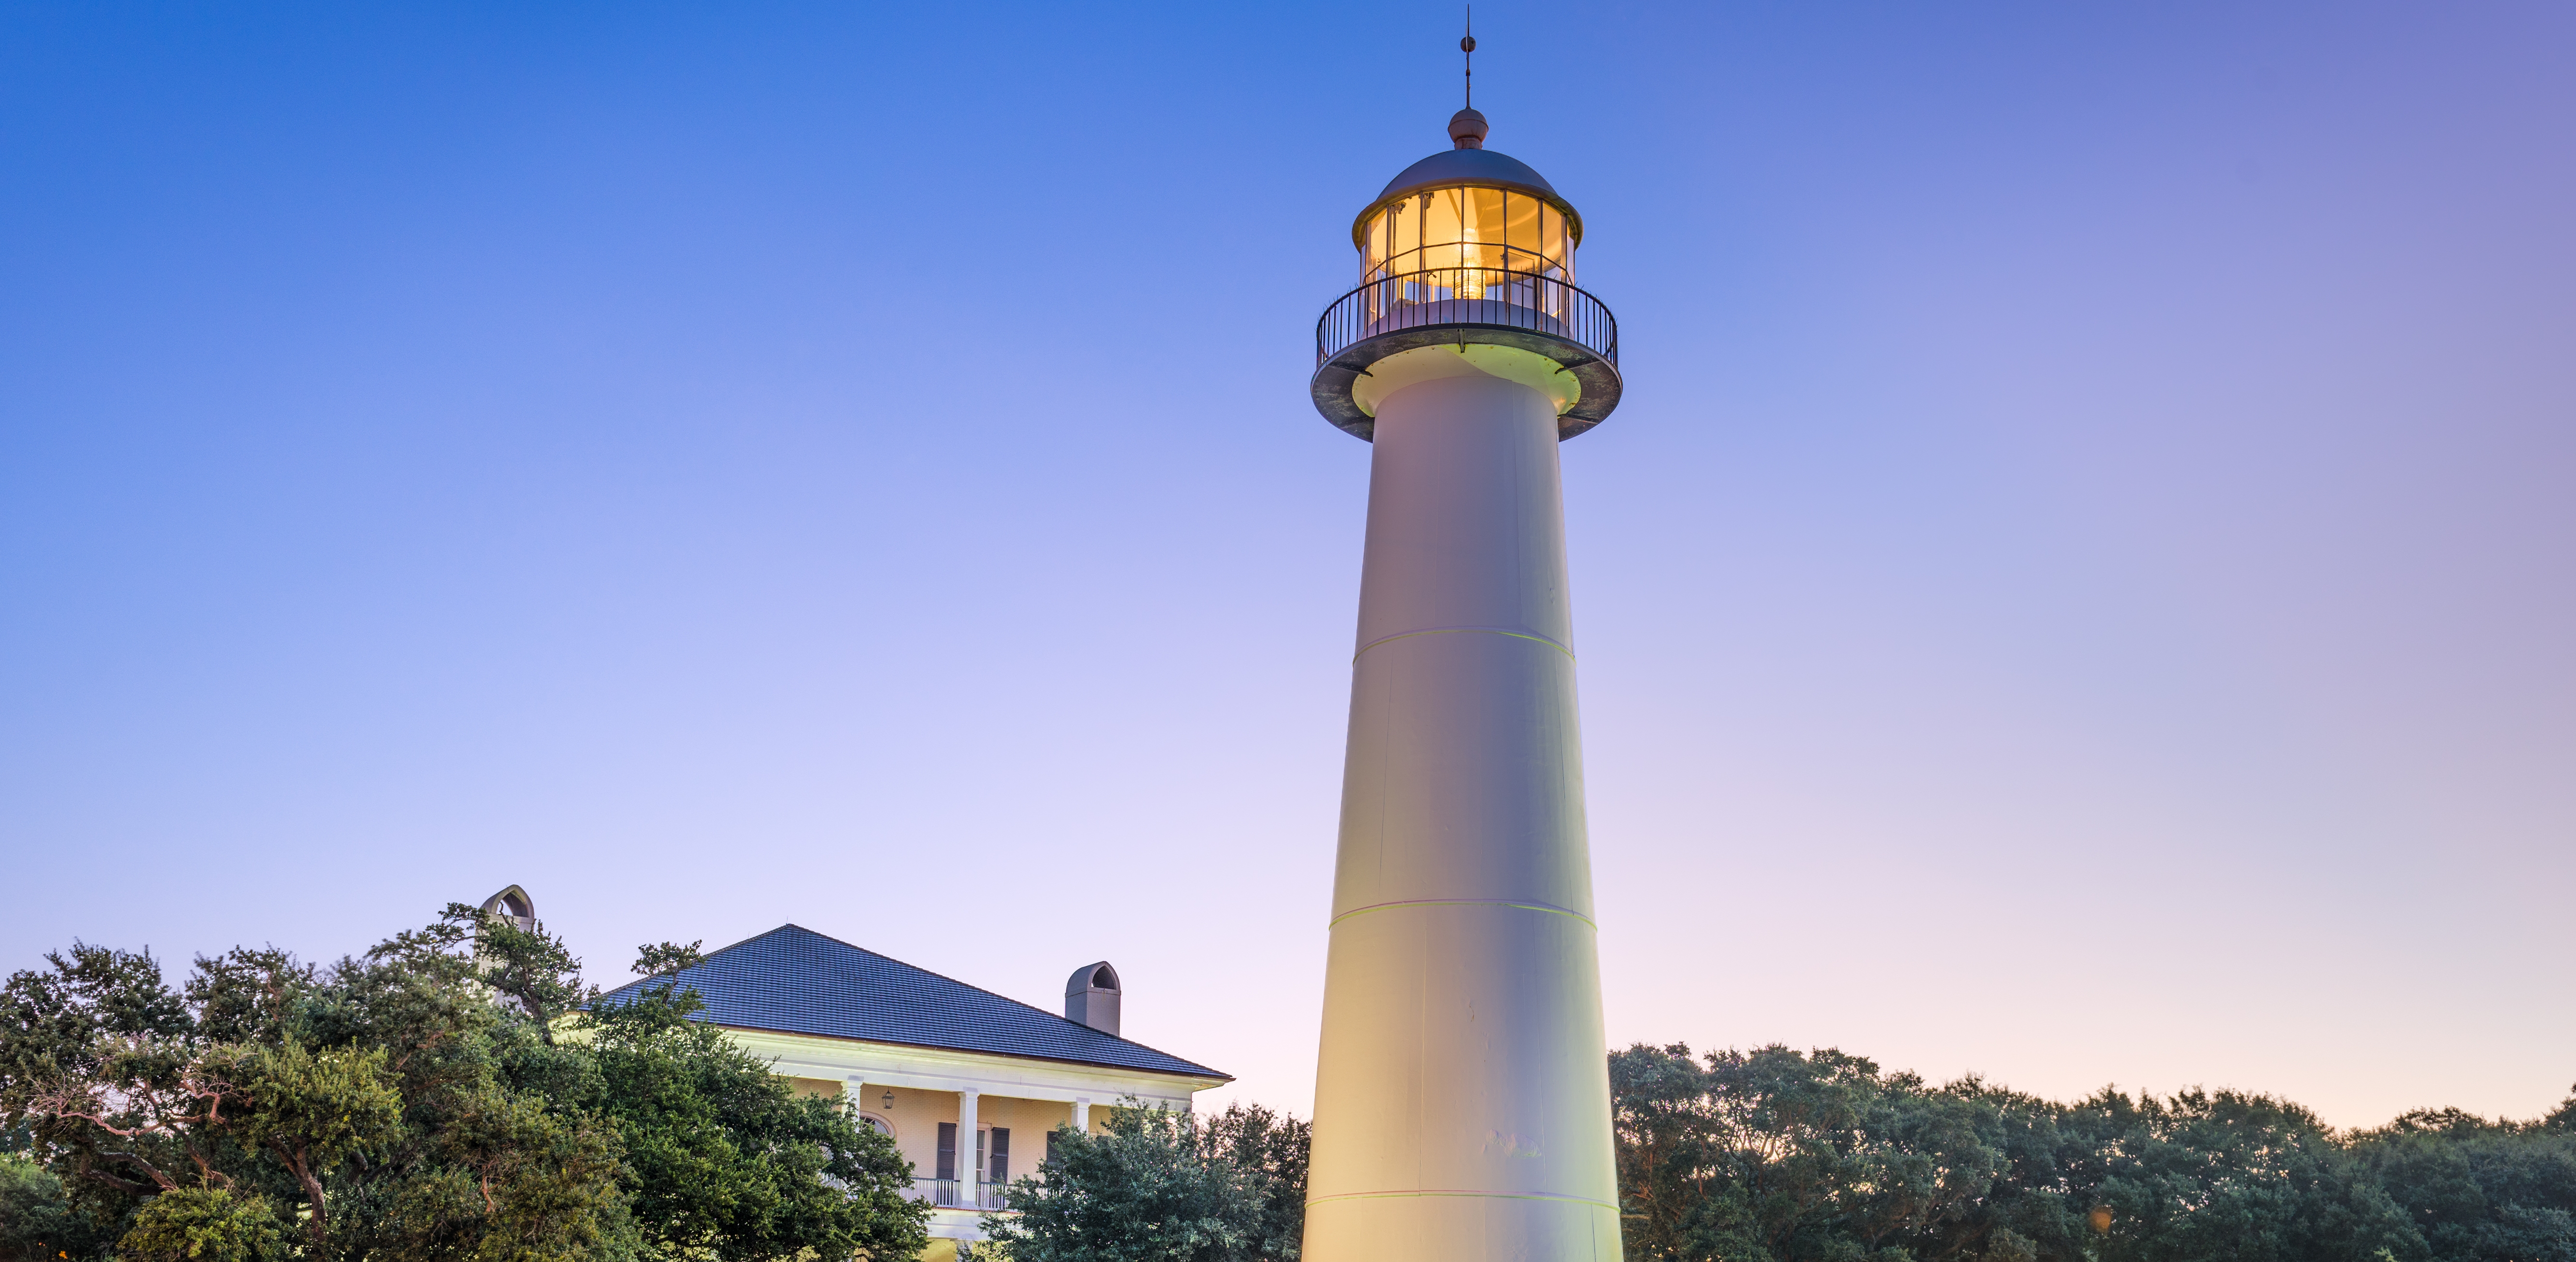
[1310, 108, 1621, 443]
[1357, 183, 1574, 286]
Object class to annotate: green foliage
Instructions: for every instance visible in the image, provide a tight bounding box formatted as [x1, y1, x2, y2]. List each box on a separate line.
[627, 944, 704, 981]
[1196, 1104, 1308, 1261]
[117, 1186, 287, 1262]
[0, 927, 629, 1262]
[1611, 1044, 2576, 1262]
[979, 1102, 1307, 1262]
[222, 1038, 408, 1207]
[0, 1151, 115, 1262]
[18, 906, 2556, 1262]
[0, 909, 921, 1262]
[434, 904, 596, 1048]
[581, 947, 927, 1262]
[2065, 1085, 2423, 1262]
[2350, 1106, 2576, 1262]
[1612, 1043, 2014, 1261]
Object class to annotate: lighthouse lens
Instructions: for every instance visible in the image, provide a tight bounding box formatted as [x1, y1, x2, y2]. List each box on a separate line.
[1360, 186, 1569, 287]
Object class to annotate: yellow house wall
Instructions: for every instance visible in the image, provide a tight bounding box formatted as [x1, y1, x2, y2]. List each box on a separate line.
[715, 1026, 1225, 1260]
[978, 1094, 1077, 1184]
[855, 1084, 954, 1186]
[848, 1086, 1085, 1186]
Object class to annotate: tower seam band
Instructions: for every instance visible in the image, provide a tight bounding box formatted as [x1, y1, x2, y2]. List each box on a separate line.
[1328, 898, 1597, 930]
[1352, 625, 1575, 662]
[1306, 1190, 1619, 1209]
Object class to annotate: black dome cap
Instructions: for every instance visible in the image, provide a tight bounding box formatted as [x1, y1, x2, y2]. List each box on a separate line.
[1350, 143, 1582, 250]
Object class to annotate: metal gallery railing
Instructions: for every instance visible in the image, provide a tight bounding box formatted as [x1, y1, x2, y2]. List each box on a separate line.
[911, 1178, 1010, 1210]
[1317, 267, 1618, 369]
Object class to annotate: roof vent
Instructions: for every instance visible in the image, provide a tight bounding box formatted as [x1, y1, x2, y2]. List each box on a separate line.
[1064, 961, 1121, 1037]
[480, 885, 536, 933]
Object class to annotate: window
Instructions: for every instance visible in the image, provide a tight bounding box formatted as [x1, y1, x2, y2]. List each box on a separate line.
[945, 1124, 1009, 1185]
[1359, 187, 1572, 286]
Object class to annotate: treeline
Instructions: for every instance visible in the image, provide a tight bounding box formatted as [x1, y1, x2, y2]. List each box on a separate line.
[0, 908, 928, 1262]
[8, 907, 2570, 1262]
[992, 1047, 2576, 1262]
[989, 1045, 2576, 1262]
[1613, 1043, 2576, 1262]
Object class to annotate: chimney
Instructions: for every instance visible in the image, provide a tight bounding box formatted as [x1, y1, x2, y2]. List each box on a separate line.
[1063, 961, 1121, 1037]
[480, 885, 536, 932]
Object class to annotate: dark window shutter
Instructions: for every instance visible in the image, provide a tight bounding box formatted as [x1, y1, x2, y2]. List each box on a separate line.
[936, 1122, 956, 1181]
[989, 1127, 1010, 1184]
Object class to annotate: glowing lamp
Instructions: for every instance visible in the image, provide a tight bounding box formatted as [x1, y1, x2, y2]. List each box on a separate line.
[1312, 106, 1620, 442]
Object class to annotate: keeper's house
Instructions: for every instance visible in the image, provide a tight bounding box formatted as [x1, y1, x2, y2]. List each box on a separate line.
[594, 923, 1230, 1261]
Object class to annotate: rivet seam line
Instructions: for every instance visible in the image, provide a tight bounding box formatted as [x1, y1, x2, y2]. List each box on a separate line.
[1328, 899, 1597, 930]
[1352, 625, 1575, 662]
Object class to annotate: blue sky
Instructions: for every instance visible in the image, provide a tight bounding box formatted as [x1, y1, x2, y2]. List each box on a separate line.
[4, 1, 2571, 1127]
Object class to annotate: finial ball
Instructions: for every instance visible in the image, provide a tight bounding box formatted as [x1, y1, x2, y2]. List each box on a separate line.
[1461, 34, 1476, 52]
[1447, 107, 1489, 150]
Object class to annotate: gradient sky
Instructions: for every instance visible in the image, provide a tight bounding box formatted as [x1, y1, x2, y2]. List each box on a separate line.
[5, 2, 2571, 1131]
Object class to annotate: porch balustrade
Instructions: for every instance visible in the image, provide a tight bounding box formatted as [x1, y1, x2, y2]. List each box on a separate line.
[911, 1178, 1010, 1211]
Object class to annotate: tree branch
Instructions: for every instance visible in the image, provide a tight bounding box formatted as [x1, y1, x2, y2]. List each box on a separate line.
[270, 1139, 331, 1254]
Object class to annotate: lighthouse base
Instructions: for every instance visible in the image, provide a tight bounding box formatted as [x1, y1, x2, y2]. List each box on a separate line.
[1305, 1192, 1623, 1262]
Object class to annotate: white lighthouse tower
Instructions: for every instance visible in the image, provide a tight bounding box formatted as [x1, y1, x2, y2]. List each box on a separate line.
[1300, 42, 1625, 1262]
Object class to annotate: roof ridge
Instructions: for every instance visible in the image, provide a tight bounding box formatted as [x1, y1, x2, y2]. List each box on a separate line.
[598, 923, 1227, 1081]
[751, 924, 1225, 1077]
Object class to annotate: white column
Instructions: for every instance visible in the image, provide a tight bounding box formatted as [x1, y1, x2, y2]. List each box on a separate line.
[1303, 372, 1620, 1262]
[955, 1088, 979, 1205]
[1071, 1097, 1090, 1135]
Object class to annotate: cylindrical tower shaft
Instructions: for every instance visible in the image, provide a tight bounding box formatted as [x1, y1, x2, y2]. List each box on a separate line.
[1304, 371, 1620, 1262]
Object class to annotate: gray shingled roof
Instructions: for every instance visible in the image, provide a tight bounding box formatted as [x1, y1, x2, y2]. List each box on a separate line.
[594, 924, 1227, 1081]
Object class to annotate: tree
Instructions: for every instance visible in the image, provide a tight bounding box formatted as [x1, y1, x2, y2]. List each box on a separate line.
[442, 904, 595, 1049]
[2350, 1098, 2576, 1262]
[1, 1150, 117, 1262]
[1610, 1042, 2433, 1262]
[2062, 1085, 2424, 1262]
[979, 1102, 1308, 1262]
[1612, 1043, 2020, 1262]
[117, 1186, 287, 1262]
[582, 946, 927, 1262]
[1198, 1104, 1308, 1262]
[2, 910, 930, 1262]
[0, 928, 630, 1262]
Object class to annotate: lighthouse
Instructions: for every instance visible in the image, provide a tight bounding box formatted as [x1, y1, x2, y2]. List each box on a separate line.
[1300, 41, 1625, 1262]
